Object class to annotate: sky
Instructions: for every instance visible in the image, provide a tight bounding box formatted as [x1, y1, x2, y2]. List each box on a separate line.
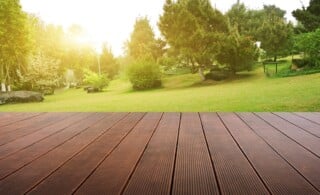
[20, 0, 309, 56]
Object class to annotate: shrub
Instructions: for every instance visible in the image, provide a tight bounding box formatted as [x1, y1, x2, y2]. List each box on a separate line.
[127, 59, 162, 90]
[18, 54, 61, 95]
[205, 70, 229, 81]
[83, 69, 109, 92]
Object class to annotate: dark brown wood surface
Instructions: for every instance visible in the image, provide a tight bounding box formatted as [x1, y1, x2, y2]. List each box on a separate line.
[0, 112, 319, 195]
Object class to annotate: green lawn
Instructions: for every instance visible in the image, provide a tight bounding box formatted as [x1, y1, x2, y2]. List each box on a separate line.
[1, 67, 320, 112]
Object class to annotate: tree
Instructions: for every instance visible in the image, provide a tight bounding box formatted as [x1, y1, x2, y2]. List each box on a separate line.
[159, 0, 228, 80]
[0, 0, 30, 91]
[99, 44, 119, 79]
[226, 2, 249, 35]
[18, 54, 61, 94]
[294, 29, 320, 66]
[257, 5, 293, 61]
[127, 17, 163, 60]
[293, 0, 320, 32]
[216, 24, 259, 74]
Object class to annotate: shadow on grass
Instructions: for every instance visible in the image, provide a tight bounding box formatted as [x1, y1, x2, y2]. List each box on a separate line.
[118, 72, 258, 94]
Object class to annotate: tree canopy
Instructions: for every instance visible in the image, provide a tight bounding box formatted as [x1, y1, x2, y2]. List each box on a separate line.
[127, 17, 162, 60]
[159, 0, 228, 79]
[293, 0, 320, 32]
[257, 6, 293, 61]
[0, 0, 30, 87]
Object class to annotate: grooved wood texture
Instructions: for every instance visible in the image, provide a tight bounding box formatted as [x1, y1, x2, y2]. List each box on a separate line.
[0, 112, 318, 195]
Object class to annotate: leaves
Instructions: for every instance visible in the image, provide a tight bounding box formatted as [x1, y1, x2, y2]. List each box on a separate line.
[83, 69, 109, 90]
[293, 0, 320, 32]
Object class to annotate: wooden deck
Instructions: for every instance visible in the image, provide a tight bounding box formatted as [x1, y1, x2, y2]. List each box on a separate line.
[0, 112, 319, 195]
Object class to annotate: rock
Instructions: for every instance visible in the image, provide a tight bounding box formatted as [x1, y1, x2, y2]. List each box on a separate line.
[0, 91, 44, 105]
[87, 87, 100, 93]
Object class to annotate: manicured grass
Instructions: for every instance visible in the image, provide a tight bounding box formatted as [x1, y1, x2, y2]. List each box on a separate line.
[1, 67, 320, 112]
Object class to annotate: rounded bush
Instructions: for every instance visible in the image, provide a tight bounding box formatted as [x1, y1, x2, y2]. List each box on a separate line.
[127, 59, 162, 90]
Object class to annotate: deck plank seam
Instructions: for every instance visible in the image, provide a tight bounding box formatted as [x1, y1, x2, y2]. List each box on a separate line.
[217, 113, 272, 195]
[0, 113, 51, 136]
[0, 113, 45, 128]
[120, 113, 165, 195]
[271, 113, 320, 139]
[0, 113, 100, 181]
[24, 113, 132, 194]
[198, 112, 222, 195]
[0, 113, 75, 146]
[237, 113, 320, 193]
[0, 113, 79, 151]
[253, 113, 320, 159]
[71, 112, 147, 194]
[292, 113, 320, 126]
[169, 112, 181, 195]
[0, 113, 90, 161]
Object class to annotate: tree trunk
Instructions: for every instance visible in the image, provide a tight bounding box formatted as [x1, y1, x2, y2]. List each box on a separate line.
[274, 55, 277, 62]
[198, 67, 205, 81]
[1, 82, 6, 92]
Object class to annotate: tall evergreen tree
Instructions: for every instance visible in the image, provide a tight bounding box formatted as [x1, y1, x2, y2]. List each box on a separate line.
[127, 17, 162, 60]
[100, 44, 119, 79]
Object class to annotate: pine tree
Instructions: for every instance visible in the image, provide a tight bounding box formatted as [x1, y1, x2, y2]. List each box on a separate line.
[159, 0, 228, 80]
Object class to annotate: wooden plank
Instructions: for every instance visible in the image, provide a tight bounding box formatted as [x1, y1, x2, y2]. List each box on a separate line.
[123, 113, 180, 195]
[239, 113, 320, 191]
[219, 113, 318, 195]
[294, 112, 320, 125]
[28, 113, 143, 195]
[172, 113, 219, 195]
[0, 113, 98, 179]
[74, 113, 162, 195]
[0, 113, 43, 128]
[200, 113, 269, 194]
[0, 113, 74, 146]
[274, 112, 320, 138]
[0, 113, 126, 194]
[256, 113, 320, 157]
[0, 113, 25, 125]
[0, 113, 87, 160]
[0, 113, 51, 135]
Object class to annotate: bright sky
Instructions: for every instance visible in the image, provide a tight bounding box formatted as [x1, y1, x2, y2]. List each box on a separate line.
[20, 0, 309, 56]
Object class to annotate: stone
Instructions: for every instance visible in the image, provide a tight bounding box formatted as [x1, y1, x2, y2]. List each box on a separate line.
[0, 91, 44, 105]
[87, 87, 100, 93]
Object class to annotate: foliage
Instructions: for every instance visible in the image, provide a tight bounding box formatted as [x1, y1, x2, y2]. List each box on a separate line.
[294, 28, 320, 66]
[226, 2, 262, 38]
[127, 17, 164, 60]
[83, 69, 109, 91]
[216, 24, 259, 74]
[127, 59, 162, 90]
[100, 44, 119, 79]
[293, 0, 320, 32]
[159, 0, 228, 79]
[18, 54, 61, 94]
[0, 0, 30, 85]
[28, 17, 97, 83]
[257, 5, 293, 61]
[276, 65, 320, 77]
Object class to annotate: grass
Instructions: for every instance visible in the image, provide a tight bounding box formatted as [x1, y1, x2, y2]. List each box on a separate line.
[1, 67, 320, 112]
